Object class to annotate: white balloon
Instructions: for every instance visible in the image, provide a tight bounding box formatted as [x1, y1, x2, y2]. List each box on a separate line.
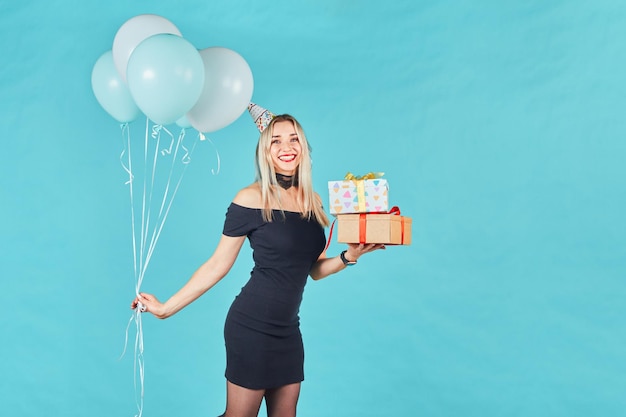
[187, 47, 254, 133]
[112, 14, 182, 83]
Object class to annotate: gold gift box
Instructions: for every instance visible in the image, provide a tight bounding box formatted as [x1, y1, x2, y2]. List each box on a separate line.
[336, 213, 412, 245]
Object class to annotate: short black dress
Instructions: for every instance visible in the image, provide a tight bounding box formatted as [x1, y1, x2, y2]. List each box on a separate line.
[222, 203, 326, 389]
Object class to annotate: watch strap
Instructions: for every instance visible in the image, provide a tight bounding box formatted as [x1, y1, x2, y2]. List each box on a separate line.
[340, 250, 357, 266]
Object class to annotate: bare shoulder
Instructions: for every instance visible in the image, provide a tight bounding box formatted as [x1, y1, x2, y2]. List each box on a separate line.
[232, 183, 262, 208]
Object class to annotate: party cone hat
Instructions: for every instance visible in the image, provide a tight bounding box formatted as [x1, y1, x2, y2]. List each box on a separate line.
[248, 102, 276, 132]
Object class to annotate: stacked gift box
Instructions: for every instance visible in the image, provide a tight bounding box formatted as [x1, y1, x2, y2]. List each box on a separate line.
[328, 173, 411, 245]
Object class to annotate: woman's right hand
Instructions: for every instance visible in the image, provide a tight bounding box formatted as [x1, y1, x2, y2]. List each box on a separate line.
[131, 292, 167, 319]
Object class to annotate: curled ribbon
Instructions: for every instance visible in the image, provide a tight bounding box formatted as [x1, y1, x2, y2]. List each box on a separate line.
[198, 132, 221, 175]
[344, 171, 384, 181]
[119, 123, 134, 185]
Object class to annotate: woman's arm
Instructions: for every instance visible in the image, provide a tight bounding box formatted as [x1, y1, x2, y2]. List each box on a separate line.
[131, 234, 246, 319]
[309, 243, 385, 280]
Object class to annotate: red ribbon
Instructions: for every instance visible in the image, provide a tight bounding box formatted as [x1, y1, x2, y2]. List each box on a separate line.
[358, 206, 404, 244]
[359, 214, 367, 244]
[388, 207, 405, 244]
[324, 219, 337, 253]
[325, 206, 406, 248]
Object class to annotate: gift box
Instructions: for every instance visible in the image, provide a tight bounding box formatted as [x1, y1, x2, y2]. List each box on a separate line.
[336, 211, 412, 245]
[328, 175, 389, 215]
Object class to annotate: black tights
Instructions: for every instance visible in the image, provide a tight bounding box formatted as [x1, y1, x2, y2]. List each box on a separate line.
[219, 380, 301, 417]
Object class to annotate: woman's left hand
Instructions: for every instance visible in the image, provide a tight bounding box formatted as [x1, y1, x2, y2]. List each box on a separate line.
[344, 243, 386, 262]
[131, 292, 168, 319]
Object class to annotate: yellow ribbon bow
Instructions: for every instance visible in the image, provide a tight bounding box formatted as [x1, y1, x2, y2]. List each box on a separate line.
[343, 172, 385, 212]
[344, 172, 384, 181]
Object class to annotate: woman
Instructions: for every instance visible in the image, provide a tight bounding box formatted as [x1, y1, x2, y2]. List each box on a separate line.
[131, 110, 384, 417]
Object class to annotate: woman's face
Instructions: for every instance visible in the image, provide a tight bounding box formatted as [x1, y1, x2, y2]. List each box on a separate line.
[270, 120, 302, 175]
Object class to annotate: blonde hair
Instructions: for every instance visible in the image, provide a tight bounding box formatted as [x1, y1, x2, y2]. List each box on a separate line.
[255, 114, 329, 227]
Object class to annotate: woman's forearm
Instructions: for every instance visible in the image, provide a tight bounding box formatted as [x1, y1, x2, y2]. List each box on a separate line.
[159, 235, 246, 318]
[309, 243, 384, 281]
[309, 254, 348, 280]
[161, 260, 225, 317]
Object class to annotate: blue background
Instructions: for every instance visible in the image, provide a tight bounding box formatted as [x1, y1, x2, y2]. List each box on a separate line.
[1, 1, 625, 416]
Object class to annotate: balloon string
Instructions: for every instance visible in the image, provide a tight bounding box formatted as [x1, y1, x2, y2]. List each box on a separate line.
[119, 304, 145, 417]
[156, 126, 180, 220]
[157, 125, 176, 156]
[137, 118, 171, 292]
[179, 128, 191, 164]
[138, 122, 178, 291]
[133, 309, 145, 417]
[143, 121, 161, 285]
[120, 123, 139, 295]
[138, 117, 149, 294]
[119, 122, 145, 417]
[136, 122, 175, 290]
[119, 123, 204, 417]
[132, 122, 198, 293]
[140, 131, 198, 279]
[161, 138, 174, 156]
[122, 130, 199, 417]
[119, 123, 134, 185]
[138, 122, 164, 291]
[140, 125, 179, 279]
[199, 132, 221, 175]
[119, 308, 145, 417]
[131, 123, 201, 294]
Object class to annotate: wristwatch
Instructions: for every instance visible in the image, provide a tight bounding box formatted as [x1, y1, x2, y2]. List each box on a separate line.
[340, 250, 357, 266]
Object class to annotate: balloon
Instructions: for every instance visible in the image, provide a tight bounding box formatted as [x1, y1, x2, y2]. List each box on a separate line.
[175, 115, 193, 128]
[112, 14, 182, 83]
[126, 34, 205, 126]
[91, 51, 141, 123]
[186, 47, 254, 133]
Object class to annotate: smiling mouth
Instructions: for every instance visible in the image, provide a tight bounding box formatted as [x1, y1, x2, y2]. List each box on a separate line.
[279, 154, 297, 162]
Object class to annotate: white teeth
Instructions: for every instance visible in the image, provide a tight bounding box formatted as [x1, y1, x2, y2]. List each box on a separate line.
[279, 155, 296, 162]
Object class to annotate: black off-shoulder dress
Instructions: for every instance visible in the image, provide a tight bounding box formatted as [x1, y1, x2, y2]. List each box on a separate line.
[222, 203, 326, 389]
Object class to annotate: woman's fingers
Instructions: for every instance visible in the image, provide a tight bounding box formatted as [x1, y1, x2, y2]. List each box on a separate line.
[354, 243, 380, 253]
[131, 293, 155, 310]
[347, 243, 386, 258]
[138, 293, 156, 303]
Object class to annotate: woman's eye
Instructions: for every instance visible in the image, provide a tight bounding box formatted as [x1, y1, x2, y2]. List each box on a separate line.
[271, 139, 280, 145]
[290, 137, 299, 142]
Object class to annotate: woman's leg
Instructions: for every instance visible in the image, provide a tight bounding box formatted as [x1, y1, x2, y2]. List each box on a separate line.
[264, 382, 301, 417]
[223, 380, 265, 417]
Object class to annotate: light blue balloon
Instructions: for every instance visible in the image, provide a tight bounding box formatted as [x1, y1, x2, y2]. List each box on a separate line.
[91, 51, 141, 123]
[126, 34, 204, 126]
[175, 114, 193, 129]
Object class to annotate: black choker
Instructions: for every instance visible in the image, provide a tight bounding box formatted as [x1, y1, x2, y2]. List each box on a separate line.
[275, 173, 299, 190]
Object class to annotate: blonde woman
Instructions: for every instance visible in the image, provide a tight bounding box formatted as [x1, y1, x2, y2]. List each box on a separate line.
[132, 112, 384, 417]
